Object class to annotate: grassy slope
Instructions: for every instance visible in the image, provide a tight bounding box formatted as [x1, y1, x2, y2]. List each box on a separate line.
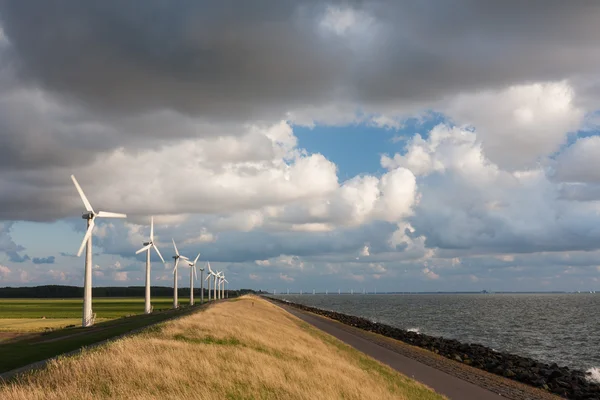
[0, 297, 178, 319]
[0, 296, 446, 400]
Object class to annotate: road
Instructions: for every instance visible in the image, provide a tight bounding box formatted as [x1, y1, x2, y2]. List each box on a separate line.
[281, 304, 508, 400]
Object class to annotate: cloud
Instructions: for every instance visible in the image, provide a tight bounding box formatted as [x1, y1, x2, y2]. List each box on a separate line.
[113, 271, 128, 281]
[422, 268, 439, 280]
[444, 81, 583, 170]
[279, 273, 294, 283]
[0, 264, 10, 278]
[32, 256, 55, 264]
[553, 136, 600, 183]
[1, 2, 599, 124]
[7, 251, 29, 263]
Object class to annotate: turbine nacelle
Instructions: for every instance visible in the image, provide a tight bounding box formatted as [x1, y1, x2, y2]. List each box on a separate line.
[81, 212, 95, 220]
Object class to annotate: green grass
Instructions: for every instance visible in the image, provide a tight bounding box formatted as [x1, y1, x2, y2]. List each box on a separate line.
[0, 301, 210, 374]
[0, 297, 179, 319]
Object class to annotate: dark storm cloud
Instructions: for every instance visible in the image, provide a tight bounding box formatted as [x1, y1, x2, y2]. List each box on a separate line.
[1, 1, 599, 120]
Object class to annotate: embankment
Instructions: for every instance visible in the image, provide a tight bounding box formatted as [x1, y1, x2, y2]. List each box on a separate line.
[268, 297, 600, 400]
[0, 296, 445, 400]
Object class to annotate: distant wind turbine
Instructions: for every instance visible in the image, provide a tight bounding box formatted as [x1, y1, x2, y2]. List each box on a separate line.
[71, 175, 126, 327]
[199, 263, 205, 304]
[208, 264, 219, 300]
[187, 253, 200, 305]
[222, 276, 228, 299]
[171, 239, 189, 309]
[205, 262, 214, 301]
[136, 217, 165, 314]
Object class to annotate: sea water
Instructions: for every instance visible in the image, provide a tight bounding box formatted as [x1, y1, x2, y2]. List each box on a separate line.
[275, 293, 600, 377]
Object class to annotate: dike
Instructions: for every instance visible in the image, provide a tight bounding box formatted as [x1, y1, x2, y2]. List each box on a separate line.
[269, 297, 600, 400]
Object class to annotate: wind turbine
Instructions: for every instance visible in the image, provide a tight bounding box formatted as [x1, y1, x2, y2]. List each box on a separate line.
[199, 263, 205, 304]
[205, 264, 213, 302]
[224, 278, 229, 298]
[218, 273, 223, 299]
[71, 175, 127, 327]
[208, 263, 219, 300]
[171, 239, 188, 309]
[135, 217, 165, 314]
[221, 275, 228, 299]
[187, 253, 200, 305]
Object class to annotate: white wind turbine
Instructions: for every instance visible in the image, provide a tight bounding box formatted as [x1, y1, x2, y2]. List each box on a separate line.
[171, 239, 188, 309]
[221, 274, 227, 299]
[218, 272, 225, 299]
[211, 266, 219, 300]
[199, 263, 205, 304]
[187, 253, 201, 305]
[205, 262, 216, 301]
[135, 217, 165, 314]
[71, 175, 127, 328]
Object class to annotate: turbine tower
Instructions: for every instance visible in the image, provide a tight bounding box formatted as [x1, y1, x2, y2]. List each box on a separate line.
[205, 266, 212, 301]
[71, 175, 126, 327]
[218, 272, 224, 299]
[187, 253, 200, 305]
[171, 239, 188, 309]
[136, 217, 165, 314]
[199, 264, 205, 304]
[208, 263, 219, 300]
[224, 278, 229, 298]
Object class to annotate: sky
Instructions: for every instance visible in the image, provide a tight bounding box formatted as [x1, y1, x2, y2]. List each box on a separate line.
[1, 1, 600, 292]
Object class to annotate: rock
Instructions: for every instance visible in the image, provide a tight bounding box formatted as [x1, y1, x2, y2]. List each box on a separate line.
[504, 369, 516, 378]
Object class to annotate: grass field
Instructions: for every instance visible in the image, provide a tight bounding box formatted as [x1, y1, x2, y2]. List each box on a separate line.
[0, 301, 206, 374]
[0, 296, 445, 400]
[0, 297, 196, 332]
[0, 297, 179, 319]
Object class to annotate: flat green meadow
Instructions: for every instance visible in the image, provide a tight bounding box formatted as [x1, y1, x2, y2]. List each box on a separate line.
[0, 297, 176, 319]
[0, 297, 212, 374]
[0, 297, 193, 332]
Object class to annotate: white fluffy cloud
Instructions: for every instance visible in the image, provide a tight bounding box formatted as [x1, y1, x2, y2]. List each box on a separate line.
[445, 81, 583, 170]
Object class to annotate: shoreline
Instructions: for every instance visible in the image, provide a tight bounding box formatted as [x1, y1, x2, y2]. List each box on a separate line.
[268, 296, 600, 399]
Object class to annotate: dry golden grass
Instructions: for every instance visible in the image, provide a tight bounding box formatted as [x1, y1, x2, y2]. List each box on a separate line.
[0, 296, 445, 400]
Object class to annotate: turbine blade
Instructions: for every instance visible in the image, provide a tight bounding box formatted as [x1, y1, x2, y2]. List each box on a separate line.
[205, 274, 210, 281]
[153, 244, 165, 263]
[224, 278, 228, 283]
[172, 239, 179, 256]
[207, 261, 213, 274]
[194, 266, 197, 280]
[180, 255, 189, 261]
[71, 175, 94, 213]
[173, 258, 179, 273]
[150, 216, 154, 241]
[77, 220, 95, 257]
[136, 244, 152, 254]
[193, 253, 200, 265]
[97, 211, 127, 218]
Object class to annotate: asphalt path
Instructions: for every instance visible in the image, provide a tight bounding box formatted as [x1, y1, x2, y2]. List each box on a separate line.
[281, 304, 505, 400]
